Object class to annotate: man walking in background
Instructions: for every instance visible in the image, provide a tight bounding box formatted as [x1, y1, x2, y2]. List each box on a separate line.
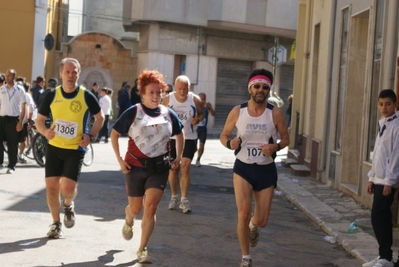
[98, 87, 112, 143]
[195, 92, 216, 167]
[0, 69, 26, 174]
[31, 75, 45, 108]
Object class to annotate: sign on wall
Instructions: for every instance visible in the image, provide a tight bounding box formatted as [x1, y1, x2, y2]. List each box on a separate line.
[267, 44, 287, 66]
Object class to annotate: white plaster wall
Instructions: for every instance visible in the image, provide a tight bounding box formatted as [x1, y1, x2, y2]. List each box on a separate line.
[220, 0, 247, 23]
[83, 0, 138, 40]
[265, 0, 299, 30]
[136, 52, 174, 85]
[128, 0, 298, 31]
[138, 52, 218, 127]
[31, 0, 48, 80]
[186, 56, 218, 128]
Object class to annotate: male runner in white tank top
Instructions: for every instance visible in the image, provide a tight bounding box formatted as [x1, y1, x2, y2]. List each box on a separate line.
[220, 68, 289, 267]
[161, 75, 204, 213]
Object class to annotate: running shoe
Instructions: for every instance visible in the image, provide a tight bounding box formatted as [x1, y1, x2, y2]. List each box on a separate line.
[63, 201, 75, 228]
[122, 220, 134, 240]
[249, 226, 259, 247]
[362, 257, 379, 267]
[168, 196, 179, 210]
[240, 258, 252, 267]
[47, 221, 62, 239]
[372, 259, 394, 267]
[18, 155, 27, 164]
[137, 247, 151, 263]
[179, 199, 191, 214]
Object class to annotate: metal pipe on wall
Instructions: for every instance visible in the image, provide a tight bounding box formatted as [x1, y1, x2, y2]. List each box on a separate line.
[382, 0, 398, 89]
[191, 26, 201, 85]
[318, 0, 337, 174]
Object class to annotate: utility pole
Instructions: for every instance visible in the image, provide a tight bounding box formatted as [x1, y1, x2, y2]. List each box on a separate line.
[272, 37, 279, 80]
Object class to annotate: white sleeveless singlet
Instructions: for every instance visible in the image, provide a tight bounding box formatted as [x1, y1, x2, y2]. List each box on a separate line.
[235, 102, 277, 165]
[169, 92, 198, 140]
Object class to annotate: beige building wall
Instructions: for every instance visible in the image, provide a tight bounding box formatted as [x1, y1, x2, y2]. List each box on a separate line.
[293, 0, 399, 213]
[300, 1, 333, 174]
[0, 2, 35, 81]
[44, 0, 64, 83]
[290, 1, 307, 150]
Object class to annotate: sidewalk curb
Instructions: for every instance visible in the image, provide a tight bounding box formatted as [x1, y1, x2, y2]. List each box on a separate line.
[277, 174, 378, 265]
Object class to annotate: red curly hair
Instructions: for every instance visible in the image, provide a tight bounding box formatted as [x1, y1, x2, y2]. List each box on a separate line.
[137, 69, 167, 96]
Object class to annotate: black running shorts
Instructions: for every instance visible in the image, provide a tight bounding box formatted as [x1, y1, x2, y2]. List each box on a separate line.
[45, 144, 85, 182]
[125, 167, 169, 197]
[233, 159, 277, 191]
[170, 139, 197, 160]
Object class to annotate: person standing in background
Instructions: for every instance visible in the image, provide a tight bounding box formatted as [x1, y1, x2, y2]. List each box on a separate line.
[38, 78, 58, 109]
[161, 84, 173, 99]
[117, 83, 132, 118]
[98, 87, 112, 143]
[130, 78, 141, 105]
[0, 69, 26, 174]
[365, 89, 399, 267]
[17, 82, 34, 164]
[91, 82, 99, 99]
[31, 75, 45, 107]
[195, 92, 216, 167]
[106, 88, 114, 120]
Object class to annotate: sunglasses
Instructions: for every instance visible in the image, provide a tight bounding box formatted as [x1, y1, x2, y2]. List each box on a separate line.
[253, 84, 270, 90]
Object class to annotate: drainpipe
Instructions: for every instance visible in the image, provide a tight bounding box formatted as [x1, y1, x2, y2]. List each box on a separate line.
[318, 0, 337, 173]
[191, 26, 201, 85]
[298, 0, 311, 135]
[382, 0, 398, 88]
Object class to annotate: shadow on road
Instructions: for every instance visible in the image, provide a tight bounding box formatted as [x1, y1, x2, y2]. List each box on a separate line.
[38, 250, 138, 267]
[3, 163, 235, 223]
[0, 237, 49, 254]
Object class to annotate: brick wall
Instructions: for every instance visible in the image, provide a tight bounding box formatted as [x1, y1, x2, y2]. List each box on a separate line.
[54, 32, 138, 116]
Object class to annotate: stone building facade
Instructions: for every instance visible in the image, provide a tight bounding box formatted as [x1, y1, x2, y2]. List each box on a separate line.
[292, 0, 399, 219]
[122, 0, 299, 128]
[54, 32, 137, 110]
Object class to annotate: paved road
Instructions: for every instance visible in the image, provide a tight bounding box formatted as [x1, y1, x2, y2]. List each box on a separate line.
[0, 138, 360, 266]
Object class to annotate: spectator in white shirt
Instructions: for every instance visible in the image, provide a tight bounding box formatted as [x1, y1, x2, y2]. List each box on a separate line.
[97, 87, 112, 143]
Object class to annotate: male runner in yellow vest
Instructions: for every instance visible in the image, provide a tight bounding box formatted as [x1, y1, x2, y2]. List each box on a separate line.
[36, 58, 104, 238]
